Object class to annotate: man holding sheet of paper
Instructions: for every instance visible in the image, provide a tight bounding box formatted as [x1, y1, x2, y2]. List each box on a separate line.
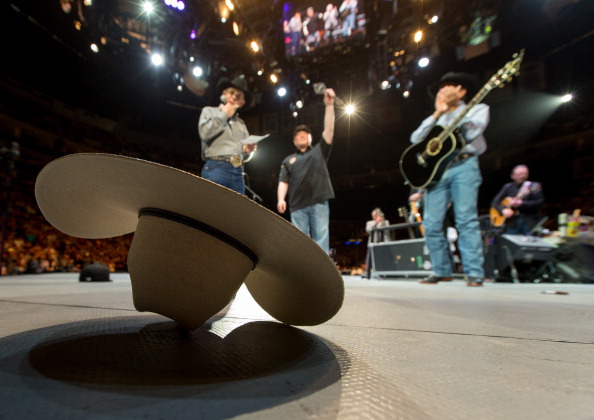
[198, 76, 266, 194]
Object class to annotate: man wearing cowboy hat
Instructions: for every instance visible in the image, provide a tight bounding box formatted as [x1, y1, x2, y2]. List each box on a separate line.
[410, 72, 490, 287]
[277, 88, 336, 254]
[198, 76, 257, 194]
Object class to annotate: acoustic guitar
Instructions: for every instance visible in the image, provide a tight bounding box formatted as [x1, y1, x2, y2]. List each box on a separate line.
[399, 50, 524, 189]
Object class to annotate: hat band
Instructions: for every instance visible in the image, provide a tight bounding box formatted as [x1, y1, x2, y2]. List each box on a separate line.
[138, 208, 258, 269]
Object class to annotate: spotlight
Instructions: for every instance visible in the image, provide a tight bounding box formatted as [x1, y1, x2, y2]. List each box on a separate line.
[296, 100, 303, 109]
[270, 74, 278, 84]
[192, 66, 203, 77]
[277, 87, 287, 97]
[414, 30, 423, 43]
[429, 15, 438, 24]
[250, 41, 259, 53]
[151, 53, 164, 66]
[257, 69, 263, 76]
[90, 43, 99, 53]
[418, 57, 430, 68]
[177, 85, 183, 92]
[403, 90, 410, 98]
[293, 111, 298, 118]
[233, 22, 240, 36]
[380, 80, 390, 90]
[142, 1, 154, 14]
[560, 94, 573, 103]
[345, 104, 355, 115]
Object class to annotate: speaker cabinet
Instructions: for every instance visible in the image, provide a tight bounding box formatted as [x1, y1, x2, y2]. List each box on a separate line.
[369, 238, 433, 278]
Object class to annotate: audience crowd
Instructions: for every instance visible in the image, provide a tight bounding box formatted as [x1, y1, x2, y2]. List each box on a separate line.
[1, 192, 132, 276]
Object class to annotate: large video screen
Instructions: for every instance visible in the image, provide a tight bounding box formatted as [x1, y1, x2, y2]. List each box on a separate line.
[283, 0, 366, 58]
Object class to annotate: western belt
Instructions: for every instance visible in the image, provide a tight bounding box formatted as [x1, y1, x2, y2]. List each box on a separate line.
[453, 152, 476, 162]
[207, 155, 243, 167]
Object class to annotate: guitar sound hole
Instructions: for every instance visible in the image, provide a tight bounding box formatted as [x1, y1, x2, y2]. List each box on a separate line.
[426, 139, 442, 156]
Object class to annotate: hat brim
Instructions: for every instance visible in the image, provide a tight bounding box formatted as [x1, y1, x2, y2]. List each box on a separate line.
[35, 153, 344, 326]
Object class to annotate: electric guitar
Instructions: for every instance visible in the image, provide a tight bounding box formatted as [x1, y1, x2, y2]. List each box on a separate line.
[489, 181, 541, 227]
[399, 50, 524, 189]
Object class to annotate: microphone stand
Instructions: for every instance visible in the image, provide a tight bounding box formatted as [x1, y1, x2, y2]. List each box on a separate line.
[243, 172, 263, 204]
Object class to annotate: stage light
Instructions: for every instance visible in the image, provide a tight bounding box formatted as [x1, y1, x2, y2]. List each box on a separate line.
[380, 80, 390, 90]
[84, 0, 93, 5]
[151, 52, 164, 66]
[270, 74, 278, 84]
[561, 94, 573, 103]
[418, 57, 430, 68]
[293, 111, 298, 118]
[177, 1, 185, 11]
[403, 90, 410, 98]
[190, 29, 196, 39]
[429, 15, 438, 24]
[177, 85, 183, 92]
[74, 20, 82, 30]
[226, 0, 235, 11]
[345, 104, 355, 115]
[296, 100, 303, 109]
[250, 41, 259, 52]
[277, 87, 287, 97]
[414, 30, 423, 43]
[233, 22, 240, 36]
[90, 43, 99, 53]
[142, 1, 154, 14]
[192, 66, 203, 77]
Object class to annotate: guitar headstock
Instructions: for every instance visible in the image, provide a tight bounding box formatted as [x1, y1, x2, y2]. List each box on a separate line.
[485, 49, 525, 91]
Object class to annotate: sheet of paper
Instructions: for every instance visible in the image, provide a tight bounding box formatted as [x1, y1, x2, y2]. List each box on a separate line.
[241, 134, 270, 145]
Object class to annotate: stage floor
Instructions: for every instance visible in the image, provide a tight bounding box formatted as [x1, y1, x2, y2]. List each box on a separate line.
[1, 273, 593, 419]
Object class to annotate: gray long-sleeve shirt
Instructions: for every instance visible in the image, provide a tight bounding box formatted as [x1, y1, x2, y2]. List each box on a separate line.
[198, 106, 249, 160]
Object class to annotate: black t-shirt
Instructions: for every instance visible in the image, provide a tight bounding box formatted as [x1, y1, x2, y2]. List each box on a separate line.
[279, 140, 335, 211]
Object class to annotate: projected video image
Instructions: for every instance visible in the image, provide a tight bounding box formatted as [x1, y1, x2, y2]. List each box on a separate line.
[283, 0, 366, 58]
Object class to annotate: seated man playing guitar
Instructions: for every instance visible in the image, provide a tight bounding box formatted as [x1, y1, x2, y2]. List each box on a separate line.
[410, 72, 490, 287]
[490, 164, 544, 235]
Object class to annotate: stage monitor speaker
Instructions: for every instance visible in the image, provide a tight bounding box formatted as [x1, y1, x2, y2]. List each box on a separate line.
[370, 238, 433, 277]
[79, 263, 111, 282]
[494, 234, 556, 282]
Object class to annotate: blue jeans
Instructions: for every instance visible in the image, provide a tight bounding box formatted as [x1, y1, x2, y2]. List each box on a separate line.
[423, 157, 484, 278]
[201, 160, 244, 194]
[291, 201, 330, 254]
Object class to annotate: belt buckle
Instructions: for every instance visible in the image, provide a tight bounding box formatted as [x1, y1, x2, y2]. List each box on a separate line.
[229, 155, 242, 167]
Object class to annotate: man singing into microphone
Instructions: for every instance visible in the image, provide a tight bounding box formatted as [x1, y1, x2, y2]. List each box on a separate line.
[277, 88, 336, 254]
[198, 76, 257, 194]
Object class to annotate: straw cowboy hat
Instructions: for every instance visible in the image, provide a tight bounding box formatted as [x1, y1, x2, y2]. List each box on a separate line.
[35, 153, 344, 330]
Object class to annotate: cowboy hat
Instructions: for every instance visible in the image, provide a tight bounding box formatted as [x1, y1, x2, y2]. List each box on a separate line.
[35, 153, 344, 330]
[217, 75, 254, 108]
[428, 72, 481, 100]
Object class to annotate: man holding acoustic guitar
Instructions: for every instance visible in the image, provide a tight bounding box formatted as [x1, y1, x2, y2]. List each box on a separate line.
[490, 165, 544, 235]
[409, 72, 490, 287]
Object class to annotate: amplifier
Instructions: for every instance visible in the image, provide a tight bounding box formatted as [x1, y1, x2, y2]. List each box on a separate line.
[369, 238, 433, 278]
[497, 234, 556, 264]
